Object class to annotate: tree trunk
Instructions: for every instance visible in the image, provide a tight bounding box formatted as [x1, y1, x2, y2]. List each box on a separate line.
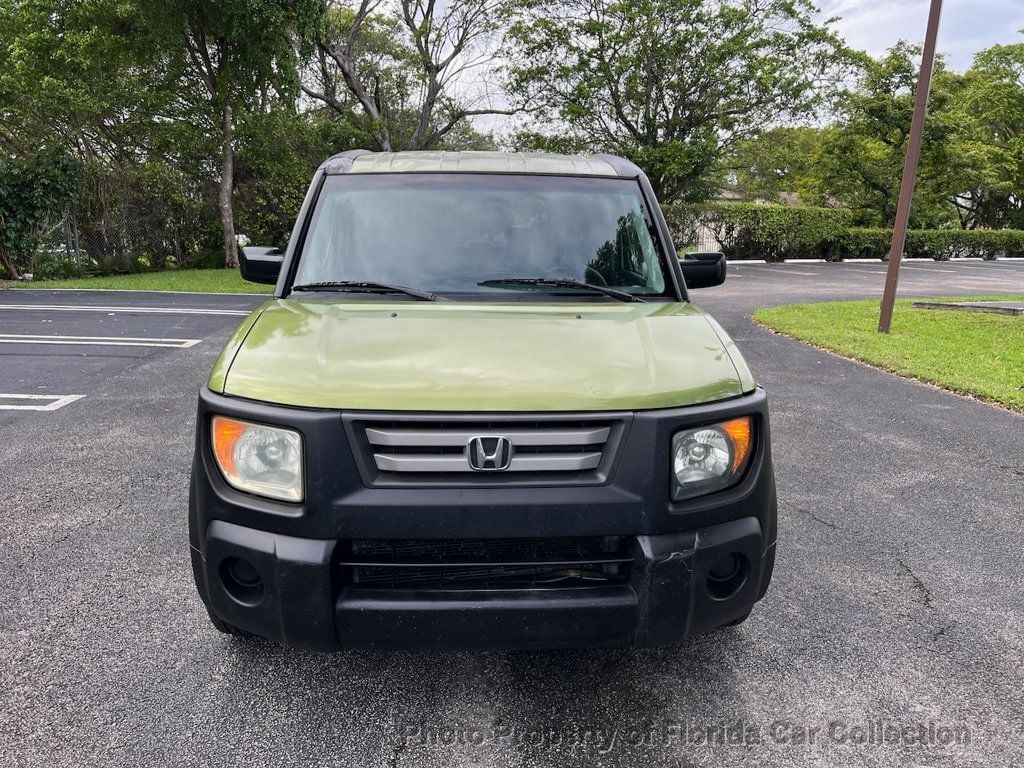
[218, 102, 238, 269]
[375, 126, 393, 153]
[0, 246, 18, 280]
[409, 77, 441, 150]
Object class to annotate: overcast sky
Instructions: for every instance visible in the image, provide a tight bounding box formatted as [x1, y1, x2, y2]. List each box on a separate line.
[819, 0, 1024, 72]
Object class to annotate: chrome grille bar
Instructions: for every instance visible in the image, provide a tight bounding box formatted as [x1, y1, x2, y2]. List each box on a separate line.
[374, 452, 603, 473]
[365, 427, 610, 447]
[367, 423, 611, 474]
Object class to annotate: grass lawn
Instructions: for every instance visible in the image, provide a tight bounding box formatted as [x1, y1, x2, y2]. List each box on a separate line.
[1, 269, 273, 294]
[754, 296, 1024, 414]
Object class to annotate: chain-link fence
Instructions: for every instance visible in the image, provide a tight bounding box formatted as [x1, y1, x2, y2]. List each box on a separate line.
[683, 222, 724, 253]
[663, 206, 730, 255]
[32, 215, 85, 278]
[30, 164, 220, 279]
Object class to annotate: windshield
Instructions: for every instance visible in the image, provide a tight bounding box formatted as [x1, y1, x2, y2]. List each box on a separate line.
[293, 174, 670, 297]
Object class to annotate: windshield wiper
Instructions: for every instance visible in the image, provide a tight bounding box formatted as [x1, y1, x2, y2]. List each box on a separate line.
[478, 278, 645, 303]
[290, 281, 442, 301]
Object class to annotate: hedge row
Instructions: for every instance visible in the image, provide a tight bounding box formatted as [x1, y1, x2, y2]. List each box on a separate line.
[662, 203, 1024, 262]
[840, 227, 1024, 261]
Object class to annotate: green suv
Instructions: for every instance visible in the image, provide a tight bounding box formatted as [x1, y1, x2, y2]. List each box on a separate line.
[189, 150, 777, 650]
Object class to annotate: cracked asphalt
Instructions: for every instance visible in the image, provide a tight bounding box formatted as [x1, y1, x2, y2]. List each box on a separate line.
[2, 260, 1023, 767]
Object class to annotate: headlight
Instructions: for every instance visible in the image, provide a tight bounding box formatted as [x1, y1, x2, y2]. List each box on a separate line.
[211, 416, 303, 502]
[671, 416, 753, 500]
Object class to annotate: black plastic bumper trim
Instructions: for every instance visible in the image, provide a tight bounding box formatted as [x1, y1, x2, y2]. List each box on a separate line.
[196, 516, 771, 650]
[336, 586, 638, 650]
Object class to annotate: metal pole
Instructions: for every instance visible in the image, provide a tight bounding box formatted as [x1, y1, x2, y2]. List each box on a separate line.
[878, 0, 944, 333]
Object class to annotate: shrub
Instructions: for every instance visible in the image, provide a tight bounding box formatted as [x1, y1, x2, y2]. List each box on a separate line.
[663, 203, 852, 262]
[0, 153, 80, 278]
[839, 228, 1024, 260]
[663, 202, 1024, 261]
[32, 253, 83, 280]
[837, 228, 891, 260]
[955, 229, 1024, 260]
[906, 230, 957, 261]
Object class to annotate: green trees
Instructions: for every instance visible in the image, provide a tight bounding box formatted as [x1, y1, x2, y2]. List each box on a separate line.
[0, 0, 143, 277]
[2, 0, 1024, 277]
[140, 0, 321, 266]
[0, 154, 80, 279]
[723, 127, 825, 204]
[505, 0, 847, 201]
[739, 41, 1024, 230]
[233, 108, 373, 248]
[807, 44, 960, 227]
[0, 0, 158, 156]
[1, 0, 504, 274]
[954, 42, 1024, 228]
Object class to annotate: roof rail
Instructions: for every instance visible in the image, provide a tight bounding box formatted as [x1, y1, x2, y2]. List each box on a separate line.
[320, 149, 373, 174]
[593, 154, 642, 178]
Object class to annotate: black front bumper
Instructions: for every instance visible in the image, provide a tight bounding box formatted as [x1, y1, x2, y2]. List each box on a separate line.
[193, 516, 773, 650]
[190, 387, 777, 651]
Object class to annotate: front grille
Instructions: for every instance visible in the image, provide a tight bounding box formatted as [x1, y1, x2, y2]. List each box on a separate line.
[340, 536, 632, 590]
[347, 415, 629, 487]
[367, 424, 609, 473]
[350, 537, 613, 559]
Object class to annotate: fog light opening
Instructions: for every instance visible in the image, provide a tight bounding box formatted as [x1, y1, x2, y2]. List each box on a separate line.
[220, 557, 265, 606]
[706, 553, 749, 601]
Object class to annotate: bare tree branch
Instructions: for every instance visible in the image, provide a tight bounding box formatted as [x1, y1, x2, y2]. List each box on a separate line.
[304, 0, 514, 150]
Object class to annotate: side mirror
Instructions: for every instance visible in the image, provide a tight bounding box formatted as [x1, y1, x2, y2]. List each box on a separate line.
[240, 246, 284, 285]
[679, 251, 726, 289]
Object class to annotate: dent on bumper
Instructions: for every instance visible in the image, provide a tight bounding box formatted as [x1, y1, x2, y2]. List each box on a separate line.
[194, 516, 774, 651]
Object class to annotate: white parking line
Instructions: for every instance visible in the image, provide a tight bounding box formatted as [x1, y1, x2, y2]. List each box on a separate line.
[733, 265, 819, 275]
[950, 277, 1024, 285]
[0, 334, 201, 348]
[839, 264, 888, 274]
[0, 393, 85, 411]
[947, 263, 1024, 272]
[0, 303, 249, 316]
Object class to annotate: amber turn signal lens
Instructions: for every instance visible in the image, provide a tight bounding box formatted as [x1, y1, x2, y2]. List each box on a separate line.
[212, 416, 249, 477]
[720, 416, 753, 472]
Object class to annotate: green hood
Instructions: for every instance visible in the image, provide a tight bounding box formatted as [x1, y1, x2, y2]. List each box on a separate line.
[210, 300, 756, 411]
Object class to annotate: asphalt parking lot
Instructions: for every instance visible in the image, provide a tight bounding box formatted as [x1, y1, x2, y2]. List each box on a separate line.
[1, 260, 1023, 767]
